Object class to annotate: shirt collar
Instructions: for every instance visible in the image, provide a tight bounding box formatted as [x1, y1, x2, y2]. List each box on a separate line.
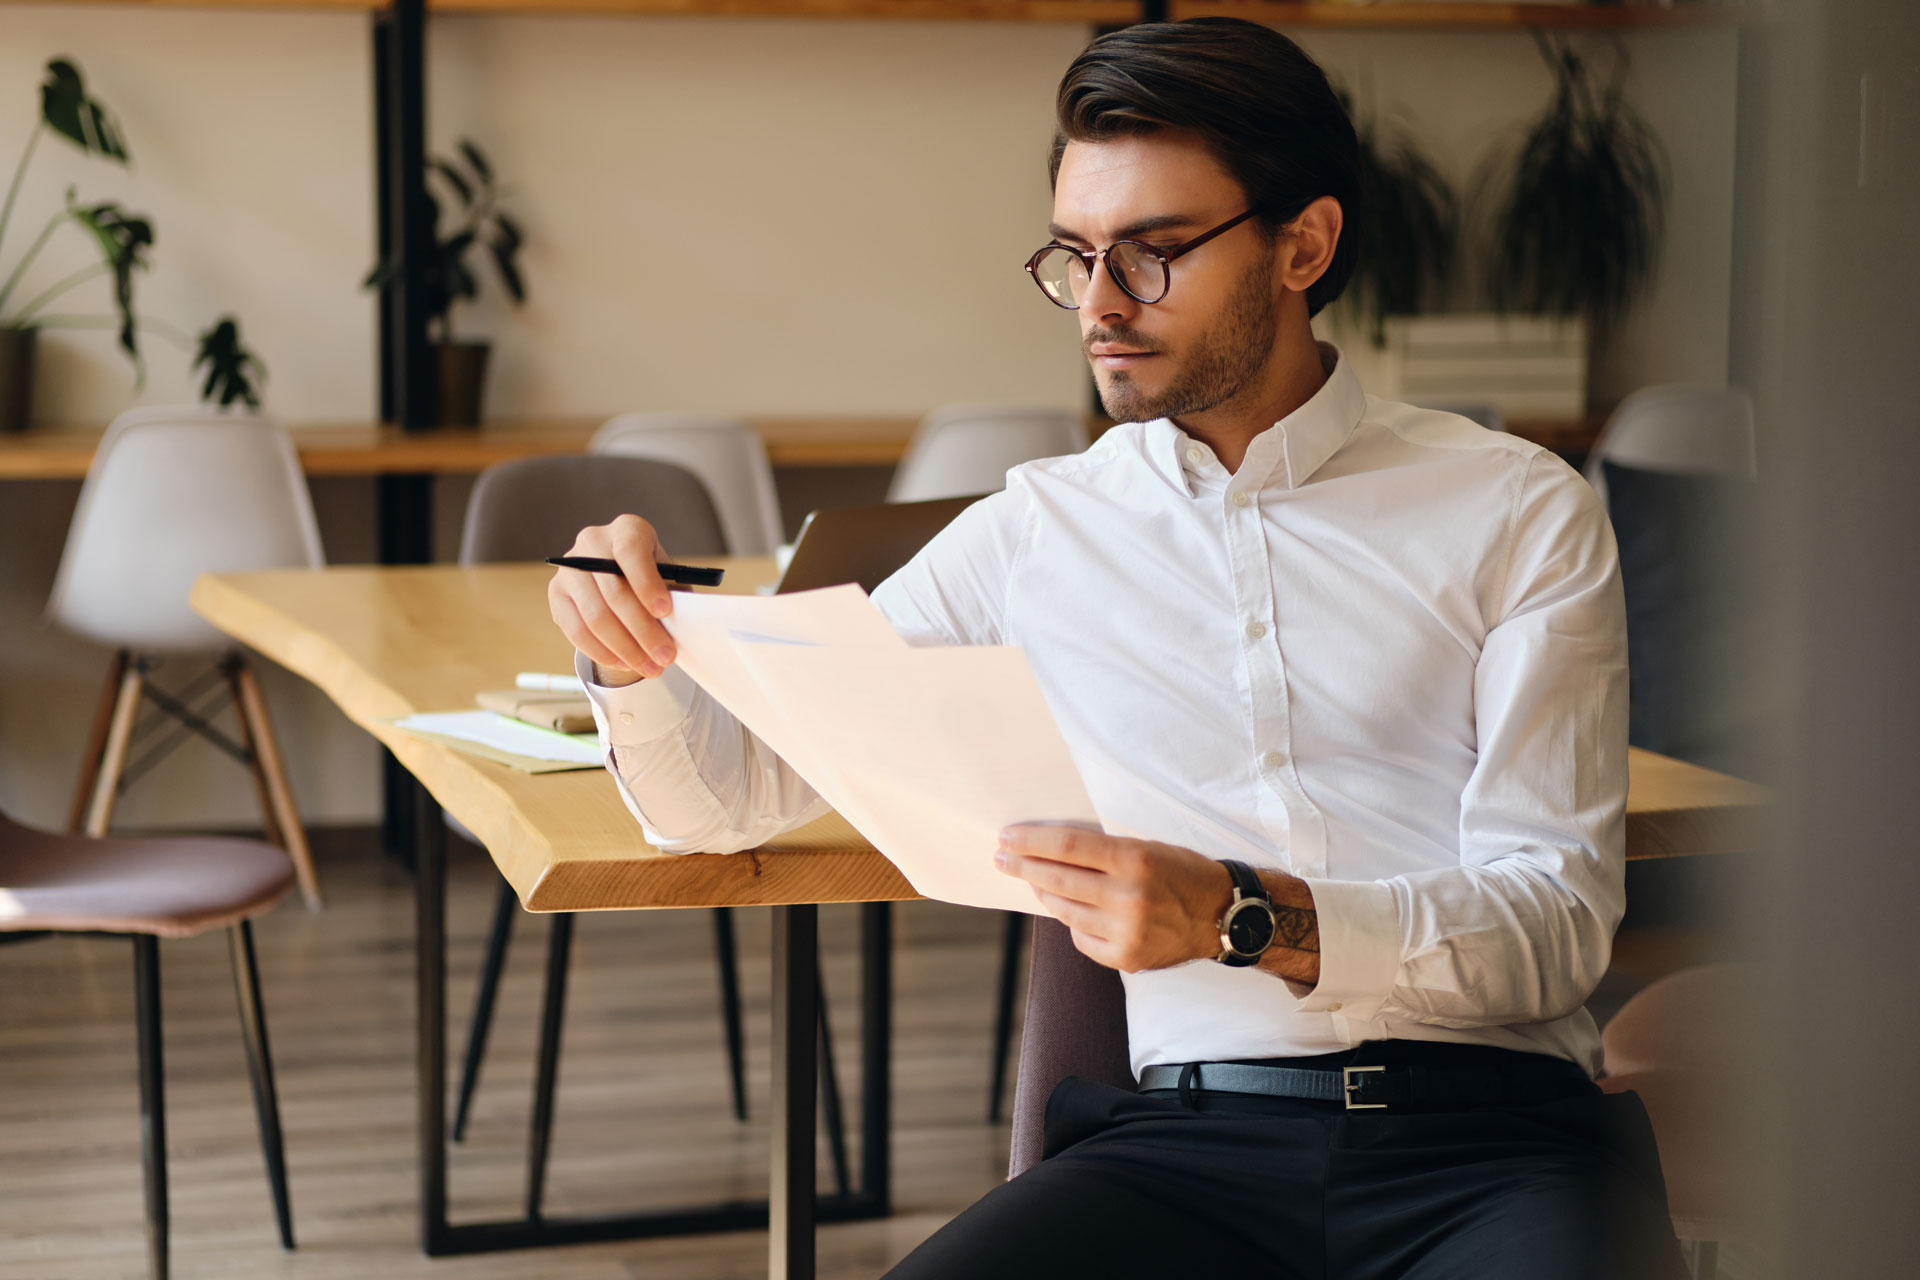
[1144, 340, 1365, 498]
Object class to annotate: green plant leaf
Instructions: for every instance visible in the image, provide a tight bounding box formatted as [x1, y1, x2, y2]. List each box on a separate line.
[1341, 92, 1458, 346]
[41, 58, 129, 164]
[65, 190, 153, 358]
[193, 314, 265, 410]
[488, 225, 525, 305]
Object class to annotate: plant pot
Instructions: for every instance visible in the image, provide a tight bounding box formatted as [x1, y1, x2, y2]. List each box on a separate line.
[434, 340, 491, 428]
[0, 327, 35, 434]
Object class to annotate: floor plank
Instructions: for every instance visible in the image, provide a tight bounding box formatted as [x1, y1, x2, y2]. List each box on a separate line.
[0, 829, 1018, 1279]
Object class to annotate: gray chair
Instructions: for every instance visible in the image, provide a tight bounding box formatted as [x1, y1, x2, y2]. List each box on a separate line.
[0, 809, 297, 1280]
[449, 454, 851, 1203]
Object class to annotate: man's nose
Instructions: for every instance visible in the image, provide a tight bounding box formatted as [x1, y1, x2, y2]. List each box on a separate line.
[1079, 253, 1140, 326]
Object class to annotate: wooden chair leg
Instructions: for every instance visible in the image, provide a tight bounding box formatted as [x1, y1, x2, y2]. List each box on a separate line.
[68, 650, 130, 833]
[453, 877, 519, 1143]
[229, 657, 322, 909]
[228, 921, 295, 1250]
[85, 661, 146, 839]
[132, 934, 169, 1280]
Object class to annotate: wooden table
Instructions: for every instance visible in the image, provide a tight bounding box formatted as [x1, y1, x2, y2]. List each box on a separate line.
[192, 557, 897, 1276]
[0, 416, 923, 481]
[189, 559, 1768, 1274]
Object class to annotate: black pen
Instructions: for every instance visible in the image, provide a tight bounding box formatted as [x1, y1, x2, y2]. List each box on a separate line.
[545, 556, 725, 587]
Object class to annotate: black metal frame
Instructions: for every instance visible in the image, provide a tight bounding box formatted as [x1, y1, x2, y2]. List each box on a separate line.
[408, 780, 890, 1271]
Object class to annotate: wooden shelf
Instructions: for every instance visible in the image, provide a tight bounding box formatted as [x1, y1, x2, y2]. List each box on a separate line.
[6, 0, 1138, 17]
[1173, 1, 1753, 28]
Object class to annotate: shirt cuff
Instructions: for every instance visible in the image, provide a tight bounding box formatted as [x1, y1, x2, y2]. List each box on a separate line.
[572, 650, 697, 746]
[1288, 876, 1400, 1023]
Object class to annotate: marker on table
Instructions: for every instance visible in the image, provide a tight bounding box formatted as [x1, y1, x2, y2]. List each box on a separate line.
[545, 556, 725, 587]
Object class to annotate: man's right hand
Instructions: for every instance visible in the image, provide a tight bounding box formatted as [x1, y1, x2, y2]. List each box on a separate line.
[547, 514, 681, 686]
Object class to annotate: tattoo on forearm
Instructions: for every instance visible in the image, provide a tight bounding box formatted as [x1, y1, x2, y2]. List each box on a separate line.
[1275, 905, 1318, 953]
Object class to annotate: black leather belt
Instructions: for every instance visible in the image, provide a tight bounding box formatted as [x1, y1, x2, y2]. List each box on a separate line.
[1137, 1058, 1594, 1112]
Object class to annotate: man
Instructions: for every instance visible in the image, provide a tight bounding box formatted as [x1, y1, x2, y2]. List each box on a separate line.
[549, 18, 1687, 1279]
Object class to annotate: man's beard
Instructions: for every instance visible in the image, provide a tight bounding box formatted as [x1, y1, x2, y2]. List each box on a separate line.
[1090, 256, 1278, 425]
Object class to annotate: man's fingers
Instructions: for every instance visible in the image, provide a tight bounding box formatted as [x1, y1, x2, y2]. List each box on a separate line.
[999, 822, 1129, 871]
[551, 593, 646, 676]
[563, 585, 661, 676]
[1033, 890, 1109, 943]
[997, 846, 1109, 907]
[588, 573, 677, 667]
[603, 517, 675, 619]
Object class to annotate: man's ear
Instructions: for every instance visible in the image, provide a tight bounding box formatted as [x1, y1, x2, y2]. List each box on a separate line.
[1278, 195, 1342, 297]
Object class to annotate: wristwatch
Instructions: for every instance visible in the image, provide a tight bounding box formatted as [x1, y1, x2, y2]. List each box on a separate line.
[1215, 859, 1278, 967]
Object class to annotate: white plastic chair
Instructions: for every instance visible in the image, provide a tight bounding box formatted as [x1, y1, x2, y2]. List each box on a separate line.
[588, 413, 784, 555]
[46, 407, 326, 907]
[887, 405, 1089, 504]
[1585, 385, 1757, 504]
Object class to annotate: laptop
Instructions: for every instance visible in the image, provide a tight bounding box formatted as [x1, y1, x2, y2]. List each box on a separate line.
[773, 494, 988, 596]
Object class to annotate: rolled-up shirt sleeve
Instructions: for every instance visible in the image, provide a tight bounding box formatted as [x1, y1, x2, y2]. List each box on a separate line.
[1291, 454, 1629, 1028]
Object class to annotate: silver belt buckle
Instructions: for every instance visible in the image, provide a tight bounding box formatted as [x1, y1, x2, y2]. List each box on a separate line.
[1343, 1064, 1388, 1110]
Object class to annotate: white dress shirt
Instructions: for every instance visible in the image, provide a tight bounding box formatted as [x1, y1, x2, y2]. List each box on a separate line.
[578, 341, 1629, 1078]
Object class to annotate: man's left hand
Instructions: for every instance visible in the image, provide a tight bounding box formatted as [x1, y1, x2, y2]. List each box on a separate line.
[994, 824, 1235, 972]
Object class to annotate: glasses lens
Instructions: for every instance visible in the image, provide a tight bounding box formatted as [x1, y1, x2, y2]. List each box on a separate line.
[1109, 243, 1169, 304]
[1031, 247, 1090, 309]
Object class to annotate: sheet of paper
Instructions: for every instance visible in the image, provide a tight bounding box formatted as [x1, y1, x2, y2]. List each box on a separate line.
[659, 584, 906, 770]
[732, 641, 1101, 915]
[391, 710, 604, 766]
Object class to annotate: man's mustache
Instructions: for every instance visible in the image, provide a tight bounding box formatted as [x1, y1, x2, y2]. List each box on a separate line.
[1083, 327, 1167, 357]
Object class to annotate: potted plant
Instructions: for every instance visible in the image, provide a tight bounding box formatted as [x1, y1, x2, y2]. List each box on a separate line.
[1483, 32, 1667, 341]
[0, 58, 264, 430]
[365, 139, 525, 428]
[1340, 92, 1458, 352]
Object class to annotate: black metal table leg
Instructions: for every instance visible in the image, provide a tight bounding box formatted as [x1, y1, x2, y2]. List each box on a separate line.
[526, 912, 575, 1219]
[132, 934, 169, 1280]
[860, 901, 892, 1214]
[412, 779, 451, 1254]
[770, 904, 818, 1280]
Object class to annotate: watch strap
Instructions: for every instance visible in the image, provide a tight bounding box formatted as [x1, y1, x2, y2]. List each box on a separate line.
[1220, 859, 1268, 905]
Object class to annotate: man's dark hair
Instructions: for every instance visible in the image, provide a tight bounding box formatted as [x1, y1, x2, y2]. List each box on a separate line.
[1049, 17, 1361, 318]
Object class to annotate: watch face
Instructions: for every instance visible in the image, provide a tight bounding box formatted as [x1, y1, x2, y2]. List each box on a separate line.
[1225, 901, 1276, 956]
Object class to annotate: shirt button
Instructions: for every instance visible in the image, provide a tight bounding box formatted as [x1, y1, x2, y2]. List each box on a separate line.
[1327, 1002, 1344, 1013]
[1245, 621, 1267, 641]
[1262, 751, 1284, 770]
[1187, 446, 1206, 464]
[618, 712, 634, 726]
[1231, 490, 1251, 508]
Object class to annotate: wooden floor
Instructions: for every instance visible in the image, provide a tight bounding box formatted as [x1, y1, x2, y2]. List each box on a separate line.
[0, 829, 1018, 1279]
[0, 828, 1772, 1280]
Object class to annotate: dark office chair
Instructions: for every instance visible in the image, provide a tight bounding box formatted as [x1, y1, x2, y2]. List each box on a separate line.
[1006, 915, 1134, 1178]
[0, 809, 296, 1280]
[450, 454, 851, 1202]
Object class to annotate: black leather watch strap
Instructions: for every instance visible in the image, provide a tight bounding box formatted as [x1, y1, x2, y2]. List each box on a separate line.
[1221, 859, 1267, 905]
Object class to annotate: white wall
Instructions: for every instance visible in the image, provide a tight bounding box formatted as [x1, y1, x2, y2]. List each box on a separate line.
[0, 8, 1741, 830]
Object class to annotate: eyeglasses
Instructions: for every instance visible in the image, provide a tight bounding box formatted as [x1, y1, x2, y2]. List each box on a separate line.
[1024, 209, 1260, 310]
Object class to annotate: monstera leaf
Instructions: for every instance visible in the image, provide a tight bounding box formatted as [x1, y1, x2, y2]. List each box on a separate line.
[41, 58, 129, 164]
[193, 315, 265, 409]
[65, 190, 153, 359]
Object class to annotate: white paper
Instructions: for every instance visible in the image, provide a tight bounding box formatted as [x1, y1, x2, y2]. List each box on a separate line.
[653, 585, 1098, 915]
[734, 642, 1098, 915]
[392, 710, 604, 765]
[658, 584, 906, 772]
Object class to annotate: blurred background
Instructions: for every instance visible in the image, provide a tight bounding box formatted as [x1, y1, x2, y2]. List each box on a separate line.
[0, 0, 1913, 1276]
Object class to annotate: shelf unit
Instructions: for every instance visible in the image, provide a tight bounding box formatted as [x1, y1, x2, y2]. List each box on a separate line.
[1173, 1, 1752, 28]
[14, 0, 1756, 23]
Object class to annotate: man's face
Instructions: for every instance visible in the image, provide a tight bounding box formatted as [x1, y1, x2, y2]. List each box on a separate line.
[1049, 131, 1282, 424]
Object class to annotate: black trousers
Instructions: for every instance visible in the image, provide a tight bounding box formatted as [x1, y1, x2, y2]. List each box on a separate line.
[887, 1042, 1690, 1280]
